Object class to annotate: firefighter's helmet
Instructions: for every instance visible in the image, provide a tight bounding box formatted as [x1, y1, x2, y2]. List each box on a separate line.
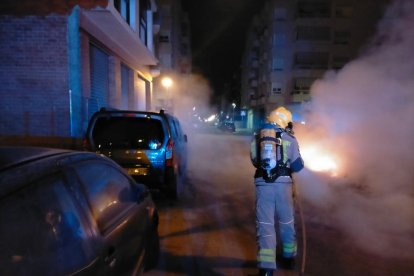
[267, 106, 292, 128]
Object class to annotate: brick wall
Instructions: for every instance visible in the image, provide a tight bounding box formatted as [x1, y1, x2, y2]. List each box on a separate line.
[0, 15, 70, 137]
[0, 0, 108, 16]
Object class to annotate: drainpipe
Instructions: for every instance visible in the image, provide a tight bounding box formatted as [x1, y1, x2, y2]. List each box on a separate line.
[67, 6, 81, 137]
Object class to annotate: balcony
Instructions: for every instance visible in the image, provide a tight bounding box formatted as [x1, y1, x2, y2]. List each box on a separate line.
[290, 91, 311, 102]
[80, 4, 158, 67]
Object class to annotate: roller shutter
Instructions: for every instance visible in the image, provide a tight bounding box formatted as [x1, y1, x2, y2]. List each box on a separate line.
[90, 45, 109, 118]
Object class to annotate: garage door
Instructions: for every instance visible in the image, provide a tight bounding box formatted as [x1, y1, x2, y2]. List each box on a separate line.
[89, 45, 109, 118]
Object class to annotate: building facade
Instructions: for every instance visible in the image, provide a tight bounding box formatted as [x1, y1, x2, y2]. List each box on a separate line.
[241, 0, 389, 129]
[152, 0, 192, 114]
[0, 0, 159, 138]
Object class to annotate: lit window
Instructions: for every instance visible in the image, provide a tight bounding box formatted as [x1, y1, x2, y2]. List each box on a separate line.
[272, 57, 284, 71]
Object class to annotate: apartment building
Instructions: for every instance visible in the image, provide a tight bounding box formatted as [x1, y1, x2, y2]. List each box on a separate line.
[153, 0, 192, 113]
[241, 0, 389, 129]
[0, 0, 159, 138]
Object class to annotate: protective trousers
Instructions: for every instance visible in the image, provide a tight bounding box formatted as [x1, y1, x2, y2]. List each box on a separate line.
[255, 177, 297, 270]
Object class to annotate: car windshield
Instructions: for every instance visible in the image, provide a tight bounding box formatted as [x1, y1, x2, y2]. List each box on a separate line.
[92, 116, 165, 149]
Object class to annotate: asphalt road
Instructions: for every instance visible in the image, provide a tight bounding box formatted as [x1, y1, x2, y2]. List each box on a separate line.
[146, 131, 414, 276]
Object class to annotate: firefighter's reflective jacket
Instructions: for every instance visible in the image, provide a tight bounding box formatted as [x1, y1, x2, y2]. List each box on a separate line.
[250, 123, 304, 182]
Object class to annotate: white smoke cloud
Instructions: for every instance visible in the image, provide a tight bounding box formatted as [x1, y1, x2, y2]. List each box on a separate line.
[294, 0, 414, 258]
[161, 72, 217, 135]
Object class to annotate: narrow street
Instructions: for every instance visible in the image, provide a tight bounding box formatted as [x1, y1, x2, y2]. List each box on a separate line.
[147, 131, 414, 276]
[149, 132, 257, 275]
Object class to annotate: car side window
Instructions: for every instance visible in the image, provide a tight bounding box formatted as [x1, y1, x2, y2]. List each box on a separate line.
[168, 117, 178, 139]
[73, 161, 139, 233]
[0, 173, 93, 275]
[174, 119, 184, 138]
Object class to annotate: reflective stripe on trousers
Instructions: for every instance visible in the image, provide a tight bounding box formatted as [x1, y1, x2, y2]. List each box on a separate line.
[255, 178, 296, 269]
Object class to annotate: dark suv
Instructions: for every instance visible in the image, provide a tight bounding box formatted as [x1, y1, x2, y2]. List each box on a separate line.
[84, 109, 188, 199]
[0, 146, 159, 275]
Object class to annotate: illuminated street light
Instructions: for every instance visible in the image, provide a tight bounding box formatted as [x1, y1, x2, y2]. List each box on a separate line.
[161, 77, 173, 89]
[231, 102, 236, 121]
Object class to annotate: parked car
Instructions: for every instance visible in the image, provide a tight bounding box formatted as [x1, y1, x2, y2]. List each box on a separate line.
[218, 121, 236, 133]
[84, 108, 188, 199]
[0, 146, 159, 276]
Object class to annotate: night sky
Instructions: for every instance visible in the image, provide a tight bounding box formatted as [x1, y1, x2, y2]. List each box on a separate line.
[182, 0, 266, 100]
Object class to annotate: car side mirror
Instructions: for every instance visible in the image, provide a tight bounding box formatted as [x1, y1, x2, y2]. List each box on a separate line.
[137, 188, 150, 203]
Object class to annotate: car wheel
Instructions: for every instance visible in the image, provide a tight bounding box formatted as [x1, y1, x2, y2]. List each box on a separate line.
[144, 214, 160, 271]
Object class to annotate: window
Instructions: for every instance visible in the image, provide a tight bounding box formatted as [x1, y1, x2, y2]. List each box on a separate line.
[159, 35, 170, 43]
[335, 4, 353, 18]
[271, 82, 283, 94]
[140, 0, 150, 45]
[168, 117, 178, 139]
[114, 0, 131, 24]
[293, 78, 315, 94]
[334, 31, 350, 45]
[121, 64, 131, 109]
[159, 31, 171, 43]
[294, 52, 329, 69]
[160, 53, 172, 67]
[297, 1, 331, 18]
[296, 26, 330, 41]
[175, 119, 184, 138]
[74, 162, 139, 233]
[272, 57, 284, 71]
[0, 174, 93, 275]
[91, 117, 165, 150]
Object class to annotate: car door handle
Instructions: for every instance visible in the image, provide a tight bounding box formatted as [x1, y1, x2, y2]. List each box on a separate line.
[104, 246, 117, 268]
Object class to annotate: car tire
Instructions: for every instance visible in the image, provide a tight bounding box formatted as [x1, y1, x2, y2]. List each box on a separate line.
[144, 214, 160, 271]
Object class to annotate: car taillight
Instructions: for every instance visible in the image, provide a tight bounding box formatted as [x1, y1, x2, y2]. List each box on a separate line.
[165, 138, 174, 167]
[82, 138, 89, 150]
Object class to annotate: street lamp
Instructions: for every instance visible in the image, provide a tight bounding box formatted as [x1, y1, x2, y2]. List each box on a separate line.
[231, 102, 236, 122]
[161, 77, 172, 89]
[161, 77, 173, 112]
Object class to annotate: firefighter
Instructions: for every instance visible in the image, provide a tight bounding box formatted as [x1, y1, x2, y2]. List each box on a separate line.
[250, 106, 304, 276]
